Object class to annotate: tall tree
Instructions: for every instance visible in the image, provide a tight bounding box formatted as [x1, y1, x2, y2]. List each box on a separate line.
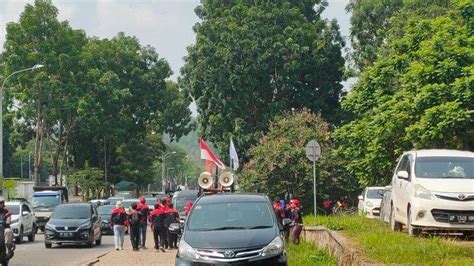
[181, 0, 345, 161]
[346, 0, 451, 71]
[335, 0, 473, 186]
[2, 0, 87, 184]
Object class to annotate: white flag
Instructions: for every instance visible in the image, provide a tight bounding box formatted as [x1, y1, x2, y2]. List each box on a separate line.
[229, 138, 239, 171]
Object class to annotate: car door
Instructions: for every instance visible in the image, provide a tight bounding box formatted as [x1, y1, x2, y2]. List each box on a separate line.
[392, 154, 409, 221]
[22, 204, 33, 233]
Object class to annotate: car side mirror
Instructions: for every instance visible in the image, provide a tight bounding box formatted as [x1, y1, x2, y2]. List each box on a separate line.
[22, 211, 30, 216]
[385, 185, 392, 191]
[282, 218, 291, 227]
[358, 195, 364, 200]
[397, 171, 409, 179]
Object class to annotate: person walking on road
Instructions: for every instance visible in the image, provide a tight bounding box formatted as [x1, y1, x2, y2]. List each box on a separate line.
[150, 202, 167, 252]
[289, 198, 303, 244]
[166, 203, 179, 249]
[137, 196, 150, 249]
[128, 203, 141, 251]
[111, 201, 128, 251]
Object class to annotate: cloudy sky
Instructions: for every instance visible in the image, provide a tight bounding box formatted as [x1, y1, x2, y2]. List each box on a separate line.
[1, 0, 352, 81]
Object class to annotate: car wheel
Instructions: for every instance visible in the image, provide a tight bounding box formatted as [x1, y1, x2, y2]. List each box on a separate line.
[407, 208, 421, 237]
[15, 227, 23, 244]
[45, 242, 52, 248]
[96, 235, 102, 246]
[390, 204, 402, 232]
[28, 225, 36, 242]
[87, 231, 94, 248]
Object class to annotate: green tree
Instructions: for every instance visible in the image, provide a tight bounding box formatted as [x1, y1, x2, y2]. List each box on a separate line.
[240, 109, 357, 213]
[68, 164, 105, 201]
[181, 0, 345, 161]
[335, 0, 473, 186]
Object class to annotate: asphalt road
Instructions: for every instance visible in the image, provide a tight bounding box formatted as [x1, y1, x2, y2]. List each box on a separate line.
[11, 232, 115, 266]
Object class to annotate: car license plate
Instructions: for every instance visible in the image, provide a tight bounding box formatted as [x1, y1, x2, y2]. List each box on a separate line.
[60, 232, 73, 237]
[449, 215, 470, 224]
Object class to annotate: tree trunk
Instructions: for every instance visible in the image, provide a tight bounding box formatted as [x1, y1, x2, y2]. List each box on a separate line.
[34, 107, 44, 186]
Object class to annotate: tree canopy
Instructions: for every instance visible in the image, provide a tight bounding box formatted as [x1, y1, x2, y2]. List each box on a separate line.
[181, 0, 345, 162]
[335, 0, 473, 186]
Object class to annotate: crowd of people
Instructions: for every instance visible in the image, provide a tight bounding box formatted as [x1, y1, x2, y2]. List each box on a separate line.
[110, 196, 181, 252]
[272, 197, 303, 244]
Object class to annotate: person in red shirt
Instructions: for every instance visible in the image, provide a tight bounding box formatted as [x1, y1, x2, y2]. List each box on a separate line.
[128, 203, 141, 251]
[150, 203, 167, 252]
[183, 201, 193, 216]
[166, 203, 180, 249]
[111, 201, 128, 251]
[137, 196, 150, 249]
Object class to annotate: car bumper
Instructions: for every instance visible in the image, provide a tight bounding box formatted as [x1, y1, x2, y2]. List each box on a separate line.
[45, 229, 92, 244]
[101, 224, 114, 235]
[410, 198, 474, 231]
[11, 223, 21, 237]
[364, 207, 381, 218]
[176, 253, 287, 266]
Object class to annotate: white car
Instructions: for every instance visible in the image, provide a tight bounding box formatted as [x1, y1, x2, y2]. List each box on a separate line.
[390, 149, 474, 236]
[6, 200, 36, 244]
[358, 187, 385, 218]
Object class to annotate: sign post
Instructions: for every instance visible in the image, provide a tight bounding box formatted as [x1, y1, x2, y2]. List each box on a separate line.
[305, 140, 321, 216]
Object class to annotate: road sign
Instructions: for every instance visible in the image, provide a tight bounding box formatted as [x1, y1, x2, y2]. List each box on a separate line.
[306, 139, 321, 216]
[305, 140, 321, 162]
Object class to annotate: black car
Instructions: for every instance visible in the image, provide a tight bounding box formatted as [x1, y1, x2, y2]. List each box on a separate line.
[44, 203, 102, 248]
[175, 194, 289, 265]
[97, 205, 115, 235]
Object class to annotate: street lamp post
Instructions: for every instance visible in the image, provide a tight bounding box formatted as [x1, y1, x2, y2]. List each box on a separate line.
[0, 64, 44, 194]
[161, 151, 176, 193]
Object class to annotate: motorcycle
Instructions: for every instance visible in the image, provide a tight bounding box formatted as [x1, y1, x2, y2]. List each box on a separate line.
[0, 213, 15, 266]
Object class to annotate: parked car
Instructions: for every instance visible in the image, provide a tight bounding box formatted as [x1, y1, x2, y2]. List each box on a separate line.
[390, 149, 474, 236]
[379, 186, 392, 224]
[44, 203, 102, 248]
[175, 193, 289, 265]
[358, 187, 385, 218]
[6, 200, 36, 244]
[122, 199, 139, 211]
[172, 190, 199, 221]
[89, 199, 108, 207]
[97, 205, 114, 235]
[106, 196, 123, 206]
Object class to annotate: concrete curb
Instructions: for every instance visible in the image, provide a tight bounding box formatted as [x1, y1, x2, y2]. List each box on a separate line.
[302, 226, 380, 266]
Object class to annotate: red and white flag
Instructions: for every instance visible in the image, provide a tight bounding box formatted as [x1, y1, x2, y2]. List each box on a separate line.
[199, 138, 225, 170]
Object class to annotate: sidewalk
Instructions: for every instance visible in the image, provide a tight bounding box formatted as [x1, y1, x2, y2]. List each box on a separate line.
[93, 228, 177, 266]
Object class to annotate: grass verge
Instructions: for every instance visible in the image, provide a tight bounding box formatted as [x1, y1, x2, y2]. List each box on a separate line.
[304, 215, 474, 265]
[287, 241, 337, 266]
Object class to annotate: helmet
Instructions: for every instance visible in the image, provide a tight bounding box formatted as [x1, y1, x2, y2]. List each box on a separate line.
[0, 197, 5, 204]
[290, 199, 300, 207]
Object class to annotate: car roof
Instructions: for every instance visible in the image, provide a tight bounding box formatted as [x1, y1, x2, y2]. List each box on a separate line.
[123, 199, 139, 202]
[407, 149, 474, 158]
[5, 201, 21, 206]
[366, 186, 386, 190]
[196, 193, 268, 205]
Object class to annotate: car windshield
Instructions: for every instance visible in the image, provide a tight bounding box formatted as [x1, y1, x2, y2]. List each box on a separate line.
[51, 205, 91, 219]
[415, 156, 474, 179]
[107, 198, 122, 205]
[31, 196, 60, 209]
[5, 205, 19, 215]
[123, 200, 138, 210]
[187, 202, 274, 231]
[366, 189, 384, 199]
[97, 205, 114, 216]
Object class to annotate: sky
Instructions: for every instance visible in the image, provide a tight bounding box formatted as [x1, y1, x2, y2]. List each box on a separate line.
[1, 0, 353, 114]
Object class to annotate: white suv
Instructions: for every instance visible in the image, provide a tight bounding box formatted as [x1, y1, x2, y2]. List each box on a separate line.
[390, 149, 474, 236]
[6, 200, 36, 243]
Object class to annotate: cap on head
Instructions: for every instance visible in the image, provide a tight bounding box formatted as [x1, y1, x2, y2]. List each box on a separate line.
[139, 196, 146, 204]
[116, 201, 123, 208]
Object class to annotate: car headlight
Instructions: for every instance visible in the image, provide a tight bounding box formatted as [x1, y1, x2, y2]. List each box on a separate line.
[45, 223, 56, 231]
[415, 184, 434, 200]
[178, 240, 199, 260]
[262, 236, 284, 257]
[78, 222, 92, 230]
[365, 201, 373, 207]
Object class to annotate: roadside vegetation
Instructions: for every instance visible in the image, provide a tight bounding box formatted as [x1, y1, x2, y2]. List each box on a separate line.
[287, 241, 336, 266]
[305, 215, 474, 265]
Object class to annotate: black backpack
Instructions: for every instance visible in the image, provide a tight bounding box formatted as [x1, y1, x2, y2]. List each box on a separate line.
[130, 212, 140, 225]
